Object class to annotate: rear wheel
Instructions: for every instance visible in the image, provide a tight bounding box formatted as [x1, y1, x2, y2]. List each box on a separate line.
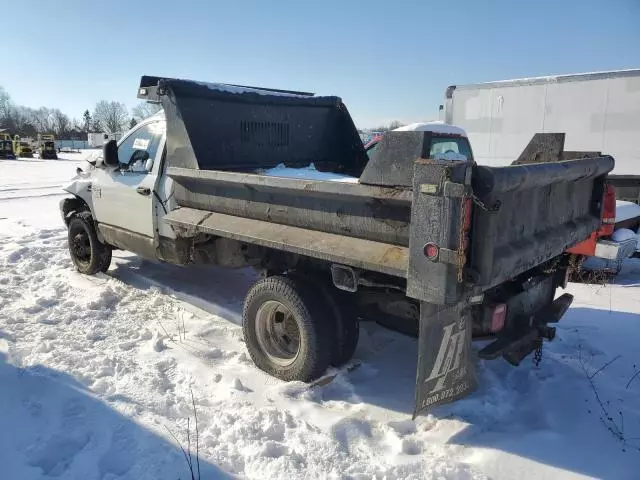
[328, 289, 359, 366]
[295, 275, 359, 366]
[243, 276, 335, 382]
[67, 211, 112, 275]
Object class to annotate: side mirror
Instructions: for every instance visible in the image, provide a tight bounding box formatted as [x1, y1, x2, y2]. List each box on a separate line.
[103, 140, 119, 167]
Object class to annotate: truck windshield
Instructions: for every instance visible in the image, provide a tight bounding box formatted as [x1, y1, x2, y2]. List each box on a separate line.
[430, 136, 472, 161]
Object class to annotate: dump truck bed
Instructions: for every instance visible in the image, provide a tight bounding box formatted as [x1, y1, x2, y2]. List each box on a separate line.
[165, 155, 613, 292]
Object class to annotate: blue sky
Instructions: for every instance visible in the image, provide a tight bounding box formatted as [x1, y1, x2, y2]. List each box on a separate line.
[2, 0, 639, 127]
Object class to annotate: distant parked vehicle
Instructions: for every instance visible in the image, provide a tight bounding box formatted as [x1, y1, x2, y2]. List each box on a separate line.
[87, 132, 122, 148]
[0, 131, 15, 159]
[36, 133, 58, 159]
[13, 136, 34, 158]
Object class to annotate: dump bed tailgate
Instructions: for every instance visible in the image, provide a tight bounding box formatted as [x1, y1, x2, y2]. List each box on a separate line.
[407, 155, 614, 305]
[469, 156, 614, 288]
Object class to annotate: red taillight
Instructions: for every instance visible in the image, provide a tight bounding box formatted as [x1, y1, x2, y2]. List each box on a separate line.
[600, 183, 616, 236]
[491, 303, 507, 332]
[424, 242, 439, 259]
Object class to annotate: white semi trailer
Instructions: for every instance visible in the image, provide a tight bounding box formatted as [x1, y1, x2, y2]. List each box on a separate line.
[88, 132, 122, 148]
[442, 69, 640, 202]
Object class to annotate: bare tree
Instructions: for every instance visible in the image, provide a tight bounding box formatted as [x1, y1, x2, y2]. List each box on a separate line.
[93, 100, 129, 134]
[29, 107, 57, 134]
[387, 120, 405, 130]
[0, 86, 11, 122]
[367, 120, 405, 133]
[131, 101, 162, 122]
[12, 106, 36, 135]
[52, 109, 71, 137]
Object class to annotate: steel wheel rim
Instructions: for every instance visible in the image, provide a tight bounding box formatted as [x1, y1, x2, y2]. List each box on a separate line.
[255, 300, 301, 367]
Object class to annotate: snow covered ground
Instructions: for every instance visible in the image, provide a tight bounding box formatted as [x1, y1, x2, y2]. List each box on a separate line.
[1, 152, 640, 479]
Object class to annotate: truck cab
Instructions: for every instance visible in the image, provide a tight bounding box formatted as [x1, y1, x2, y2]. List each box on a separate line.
[63, 112, 177, 263]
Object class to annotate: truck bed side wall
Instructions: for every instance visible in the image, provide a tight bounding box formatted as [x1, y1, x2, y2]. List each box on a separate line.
[169, 168, 412, 246]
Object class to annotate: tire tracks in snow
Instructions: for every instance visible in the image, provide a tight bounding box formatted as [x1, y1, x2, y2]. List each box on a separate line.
[0, 225, 487, 479]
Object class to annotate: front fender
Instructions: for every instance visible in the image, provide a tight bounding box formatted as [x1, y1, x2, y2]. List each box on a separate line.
[62, 176, 94, 211]
[59, 196, 86, 226]
[60, 174, 94, 226]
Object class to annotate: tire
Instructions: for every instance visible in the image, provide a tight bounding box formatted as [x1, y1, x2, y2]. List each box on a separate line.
[243, 276, 335, 382]
[67, 211, 112, 275]
[328, 289, 359, 366]
[293, 275, 359, 366]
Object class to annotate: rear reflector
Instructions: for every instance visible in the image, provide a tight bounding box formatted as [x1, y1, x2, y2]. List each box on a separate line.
[424, 242, 439, 260]
[491, 303, 507, 332]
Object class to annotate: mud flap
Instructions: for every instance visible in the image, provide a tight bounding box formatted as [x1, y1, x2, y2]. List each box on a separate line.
[413, 301, 477, 418]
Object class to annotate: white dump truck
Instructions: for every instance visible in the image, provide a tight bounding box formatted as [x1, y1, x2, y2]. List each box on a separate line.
[61, 76, 614, 416]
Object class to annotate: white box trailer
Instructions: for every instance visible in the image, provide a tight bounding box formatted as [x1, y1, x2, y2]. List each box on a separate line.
[443, 69, 640, 267]
[87, 132, 122, 148]
[443, 69, 640, 178]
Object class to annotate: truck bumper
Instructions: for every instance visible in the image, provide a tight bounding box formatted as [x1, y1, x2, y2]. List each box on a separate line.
[594, 237, 637, 260]
[583, 237, 637, 273]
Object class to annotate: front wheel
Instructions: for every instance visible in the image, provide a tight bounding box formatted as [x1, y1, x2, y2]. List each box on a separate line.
[243, 276, 335, 382]
[67, 211, 112, 274]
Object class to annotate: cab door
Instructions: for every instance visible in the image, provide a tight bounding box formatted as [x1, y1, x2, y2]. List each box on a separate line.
[91, 120, 165, 253]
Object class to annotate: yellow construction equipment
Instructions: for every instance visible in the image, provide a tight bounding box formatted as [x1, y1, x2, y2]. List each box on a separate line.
[0, 130, 15, 159]
[13, 135, 34, 158]
[37, 133, 58, 159]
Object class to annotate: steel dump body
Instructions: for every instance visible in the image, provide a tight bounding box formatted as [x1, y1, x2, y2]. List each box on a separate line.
[140, 76, 614, 415]
[149, 74, 615, 298]
[166, 157, 613, 291]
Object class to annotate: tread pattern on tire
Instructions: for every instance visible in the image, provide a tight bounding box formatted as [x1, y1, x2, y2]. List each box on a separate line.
[292, 274, 359, 367]
[328, 288, 359, 366]
[243, 276, 335, 382]
[68, 211, 112, 275]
